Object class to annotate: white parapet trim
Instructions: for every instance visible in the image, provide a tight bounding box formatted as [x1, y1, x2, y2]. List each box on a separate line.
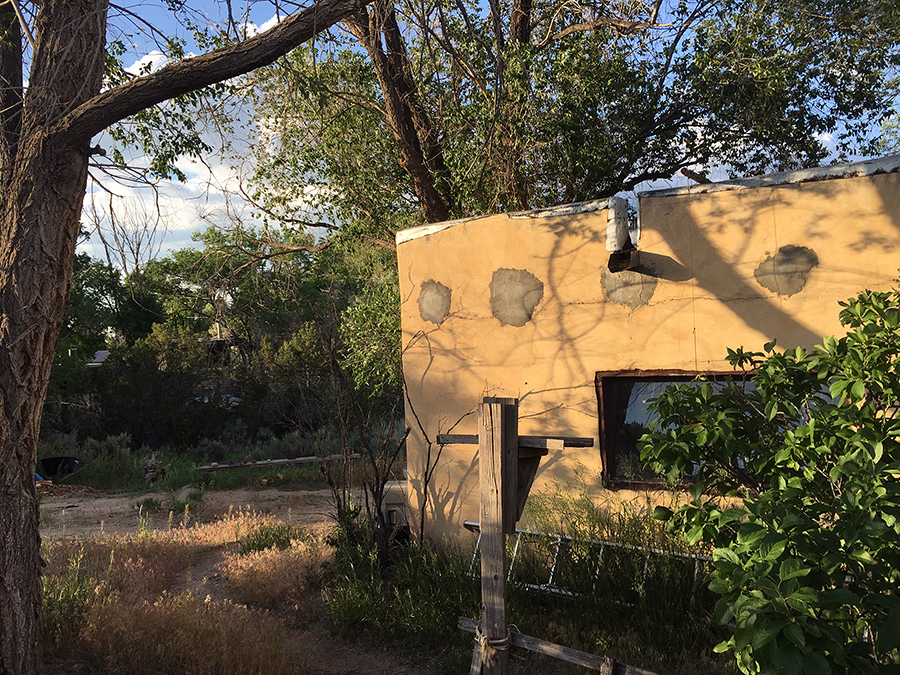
[395, 197, 624, 246]
[639, 155, 900, 199]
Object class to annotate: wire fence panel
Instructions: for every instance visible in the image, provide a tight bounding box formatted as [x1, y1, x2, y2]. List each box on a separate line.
[463, 521, 712, 613]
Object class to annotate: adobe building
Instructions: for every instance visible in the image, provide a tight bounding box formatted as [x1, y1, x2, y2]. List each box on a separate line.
[395, 156, 900, 542]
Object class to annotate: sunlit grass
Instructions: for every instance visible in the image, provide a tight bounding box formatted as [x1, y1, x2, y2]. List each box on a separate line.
[42, 509, 333, 673]
[222, 529, 332, 613]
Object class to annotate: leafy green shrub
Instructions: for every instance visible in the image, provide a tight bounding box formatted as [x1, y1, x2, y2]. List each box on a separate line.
[69, 447, 142, 490]
[642, 285, 900, 674]
[187, 436, 231, 462]
[81, 433, 132, 462]
[156, 455, 204, 492]
[257, 431, 318, 459]
[38, 431, 80, 460]
[339, 269, 402, 402]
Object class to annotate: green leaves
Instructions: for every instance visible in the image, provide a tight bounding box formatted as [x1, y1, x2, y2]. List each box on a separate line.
[652, 505, 674, 521]
[779, 559, 811, 581]
[232, 0, 900, 226]
[639, 282, 900, 674]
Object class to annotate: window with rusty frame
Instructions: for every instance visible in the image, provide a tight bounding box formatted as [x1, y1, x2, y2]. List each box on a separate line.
[595, 370, 753, 487]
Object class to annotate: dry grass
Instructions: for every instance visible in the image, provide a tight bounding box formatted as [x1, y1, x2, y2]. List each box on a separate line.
[42, 509, 334, 674]
[87, 593, 307, 675]
[219, 529, 333, 613]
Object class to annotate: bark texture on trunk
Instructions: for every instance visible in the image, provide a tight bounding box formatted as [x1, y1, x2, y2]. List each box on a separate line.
[0, 1, 371, 672]
[346, 0, 454, 223]
[0, 4, 22, 177]
[0, 2, 108, 670]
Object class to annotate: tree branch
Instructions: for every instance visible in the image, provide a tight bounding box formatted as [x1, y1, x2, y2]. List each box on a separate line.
[360, 233, 396, 251]
[60, 0, 373, 142]
[345, 0, 452, 223]
[236, 182, 339, 231]
[535, 17, 670, 49]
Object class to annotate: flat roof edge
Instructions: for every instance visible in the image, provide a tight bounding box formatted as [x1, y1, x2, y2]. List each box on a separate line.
[395, 197, 620, 245]
[639, 155, 900, 199]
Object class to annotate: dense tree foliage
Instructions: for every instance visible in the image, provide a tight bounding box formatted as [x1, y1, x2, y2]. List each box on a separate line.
[642, 286, 900, 674]
[11, 0, 899, 671]
[240, 0, 900, 229]
[880, 108, 900, 155]
[43, 226, 402, 449]
[0, 3, 375, 671]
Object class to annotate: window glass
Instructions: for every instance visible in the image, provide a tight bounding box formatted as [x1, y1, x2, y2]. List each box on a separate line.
[608, 380, 672, 481]
[597, 373, 754, 485]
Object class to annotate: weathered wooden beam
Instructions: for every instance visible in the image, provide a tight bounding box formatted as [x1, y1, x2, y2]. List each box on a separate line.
[516, 438, 562, 521]
[458, 617, 659, 675]
[437, 434, 594, 448]
[196, 453, 359, 473]
[479, 397, 518, 674]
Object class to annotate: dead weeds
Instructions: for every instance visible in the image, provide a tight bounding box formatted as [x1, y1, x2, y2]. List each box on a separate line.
[41, 499, 425, 675]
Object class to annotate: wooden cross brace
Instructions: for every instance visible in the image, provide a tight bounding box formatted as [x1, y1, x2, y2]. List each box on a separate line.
[437, 405, 593, 533]
[439, 398, 594, 675]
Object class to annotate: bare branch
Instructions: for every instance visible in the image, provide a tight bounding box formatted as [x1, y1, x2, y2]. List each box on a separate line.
[681, 167, 712, 184]
[360, 233, 396, 251]
[535, 16, 670, 49]
[236, 180, 339, 231]
[208, 231, 333, 275]
[0, 3, 22, 174]
[8, 0, 32, 50]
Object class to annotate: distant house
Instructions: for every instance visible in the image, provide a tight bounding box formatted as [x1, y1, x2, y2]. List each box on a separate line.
[396, 155, 900, 542]
[88, 350, 109, 368]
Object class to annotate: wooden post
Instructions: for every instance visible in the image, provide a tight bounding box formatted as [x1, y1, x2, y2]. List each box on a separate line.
[478, 397, 518, 675]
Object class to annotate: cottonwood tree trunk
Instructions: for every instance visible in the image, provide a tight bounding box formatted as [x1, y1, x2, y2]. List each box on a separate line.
[497, 0, 532, 211]
[0, 1, 369, 672]
[346, 0, 454, 223]
[347, 0, 536, 220]
[0, 5, 108, 672]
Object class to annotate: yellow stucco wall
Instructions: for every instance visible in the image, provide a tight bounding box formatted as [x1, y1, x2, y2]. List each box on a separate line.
[396, 164, 900, 543]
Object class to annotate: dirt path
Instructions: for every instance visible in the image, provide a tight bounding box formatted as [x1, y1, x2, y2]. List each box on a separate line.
[39, 484, 431, 675]
[39, 484, 337, 538]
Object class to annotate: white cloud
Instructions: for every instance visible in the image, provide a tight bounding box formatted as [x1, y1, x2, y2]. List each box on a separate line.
[815, 132, 837, 151]
[258, 14, 283, 33]
[242, 12, 284, 38]
[79, 21, 305, 263]
[79, 139, 267, 264]
[125, 51, 170, 75]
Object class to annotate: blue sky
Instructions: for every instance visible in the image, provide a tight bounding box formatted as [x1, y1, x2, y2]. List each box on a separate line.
[79, 2, 292, 263]
[75, 1, 894, 265]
